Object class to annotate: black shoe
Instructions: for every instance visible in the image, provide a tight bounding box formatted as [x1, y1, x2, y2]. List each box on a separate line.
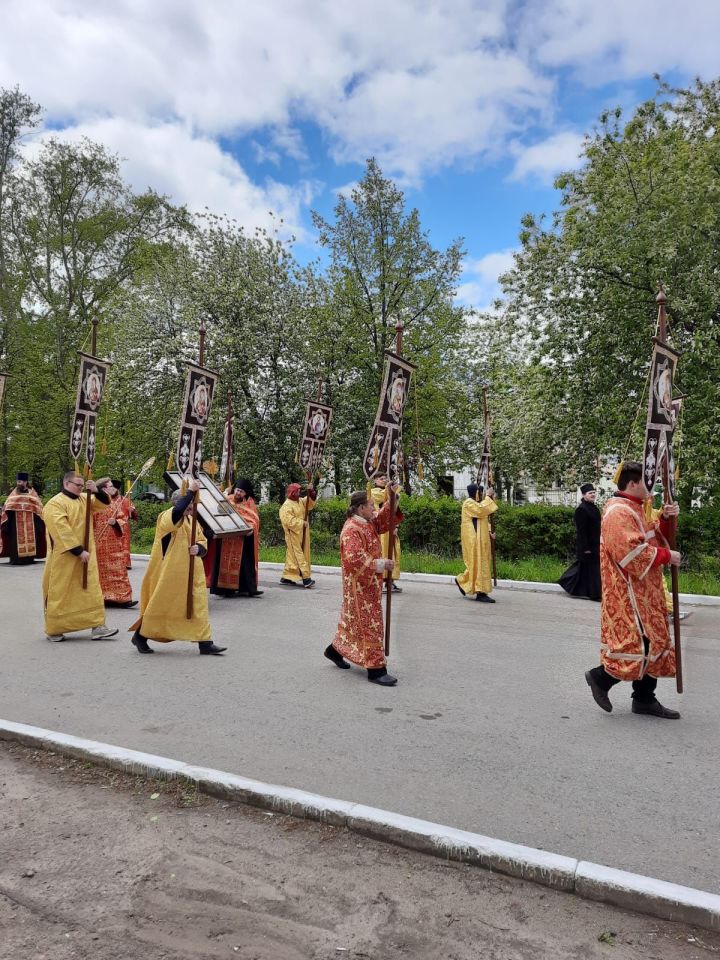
[632, 700, 681, 719]
[302, 578, 316, 589]
[475, 593, 496, 603]
[131, 631, 154, 654]
[324, 644, 351, 669]
[248, 590, 264, 597]
[280, 578, 298, 586]
[392, 583, 402, 593]
[199, 642, 227, 655]
[368, 672, 398, 686]
[454, 577, 466, 597]
[585, 670, 612, 713]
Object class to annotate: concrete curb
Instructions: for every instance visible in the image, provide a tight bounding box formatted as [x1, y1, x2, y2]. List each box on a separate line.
[2, 718, 719, 932]
[128, 553, 720, 606]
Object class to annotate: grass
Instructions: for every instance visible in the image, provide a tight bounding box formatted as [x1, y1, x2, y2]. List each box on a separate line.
[131, 536, 720, 595]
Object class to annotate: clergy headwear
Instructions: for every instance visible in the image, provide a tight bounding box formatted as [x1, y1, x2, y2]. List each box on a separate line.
[16, 472, 29, 482]
[234, 478, 255, 500]
[286, 482, 301, 500]
[580, 483, 595, 495]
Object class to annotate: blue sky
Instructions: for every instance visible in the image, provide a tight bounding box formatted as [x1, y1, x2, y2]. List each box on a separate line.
[2, 0, 718, 310]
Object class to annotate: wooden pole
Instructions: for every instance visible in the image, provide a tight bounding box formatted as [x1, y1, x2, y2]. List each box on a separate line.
[483, 387, 498, 587]
[224, 389, 233, 490]
[186, 321, 206, 619]
[384, 322, 403, 657]
[301, 380, 323, 552]
[81, 318, 98, 589]
[655, 288, 683, 693]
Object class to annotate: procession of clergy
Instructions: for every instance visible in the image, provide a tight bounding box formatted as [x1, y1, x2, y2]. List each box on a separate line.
[0, 457, 682, 709]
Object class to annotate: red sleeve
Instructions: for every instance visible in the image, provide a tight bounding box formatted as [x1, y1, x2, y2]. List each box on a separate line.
[652, 547, 671, 567]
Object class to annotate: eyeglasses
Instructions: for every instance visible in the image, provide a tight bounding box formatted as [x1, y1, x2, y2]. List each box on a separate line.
[68, 479, 84, 488]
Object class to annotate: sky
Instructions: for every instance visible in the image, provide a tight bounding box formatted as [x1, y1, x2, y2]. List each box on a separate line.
[1, 0, 719, 311]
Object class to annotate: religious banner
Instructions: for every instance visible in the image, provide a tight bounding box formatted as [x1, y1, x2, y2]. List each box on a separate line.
[69, 352, 111, 467]
[176, 363, 218, 476]
[642, 338, 680, 494]
[297, 400, 333, 474]
[363, 351, 416, 484]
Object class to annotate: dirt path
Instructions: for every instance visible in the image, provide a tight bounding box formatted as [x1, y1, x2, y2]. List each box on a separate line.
[1, 742, 718, 960]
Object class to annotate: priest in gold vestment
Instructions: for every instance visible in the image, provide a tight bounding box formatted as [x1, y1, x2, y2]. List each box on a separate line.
[324, 488, 402, 686]
[371, 475, 401, 592]
[42, 472, 119, 642]
[279, 482, 316, 588]
[585, 461, 681, 719]
[130, 478, 225, 655]
[455, 483, 498, 603]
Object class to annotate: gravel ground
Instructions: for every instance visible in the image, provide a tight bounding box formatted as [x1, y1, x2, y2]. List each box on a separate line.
[2, 742, 719, 960]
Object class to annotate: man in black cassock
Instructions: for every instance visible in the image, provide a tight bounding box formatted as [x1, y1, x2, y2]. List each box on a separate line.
[558, 482, 601, 601]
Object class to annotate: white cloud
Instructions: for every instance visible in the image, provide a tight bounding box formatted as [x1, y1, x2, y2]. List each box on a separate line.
[0, 0, 550, 184]
[333, 181, 359, 199]
[456, 249, 517, 311]
[28, 118, 317, 239]
[519, 0, 720, 81]
[509, 131, 585, 183]
[0, 0, 718, 213]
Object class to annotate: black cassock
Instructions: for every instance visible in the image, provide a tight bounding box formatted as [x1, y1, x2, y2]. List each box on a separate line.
[558, 500, 601, 601]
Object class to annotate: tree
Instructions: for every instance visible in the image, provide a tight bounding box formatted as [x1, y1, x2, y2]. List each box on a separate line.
[486, 78, 720, 501]
[6, 136, 187, 481]
[0, 86, 42, 483]
[312, 158, 473, 490]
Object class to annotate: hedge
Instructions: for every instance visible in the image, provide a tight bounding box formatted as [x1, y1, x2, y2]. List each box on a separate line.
[254, 496, 720, 567]
[9, 492, 718, 569]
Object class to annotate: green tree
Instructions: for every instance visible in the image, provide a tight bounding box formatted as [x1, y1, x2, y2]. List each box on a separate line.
[311, 158, 473, 491]
[0, 86, 42, 485]
[7, 136, 187, 482]
[487, 77, 720, 501]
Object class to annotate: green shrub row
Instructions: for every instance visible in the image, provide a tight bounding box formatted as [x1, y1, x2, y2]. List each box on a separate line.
[8, 492, 717, 569]
[251, 496, 720, 568]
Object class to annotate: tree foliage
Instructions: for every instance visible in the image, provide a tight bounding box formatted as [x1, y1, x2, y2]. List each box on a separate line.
[482, 77, 720, 502]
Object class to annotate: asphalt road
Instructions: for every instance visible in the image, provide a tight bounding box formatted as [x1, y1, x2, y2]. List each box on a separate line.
[1, 559, 718, 894]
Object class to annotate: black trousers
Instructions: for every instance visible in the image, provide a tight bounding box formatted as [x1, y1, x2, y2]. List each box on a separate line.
[588, 665, 657, 702]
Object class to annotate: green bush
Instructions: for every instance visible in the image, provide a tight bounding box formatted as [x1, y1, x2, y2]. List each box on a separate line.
[131, 500, 167, 529]
[126, 493, 720, 570]
[495, 502, 576, 561]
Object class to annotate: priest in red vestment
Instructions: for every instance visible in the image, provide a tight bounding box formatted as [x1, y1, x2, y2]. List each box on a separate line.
[324, 487, 402, 686]
[203, 479, 263, 597]
[585, 461, 681, 719]
[93, 479, 136, 607]
[0, 472, 46, 564]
